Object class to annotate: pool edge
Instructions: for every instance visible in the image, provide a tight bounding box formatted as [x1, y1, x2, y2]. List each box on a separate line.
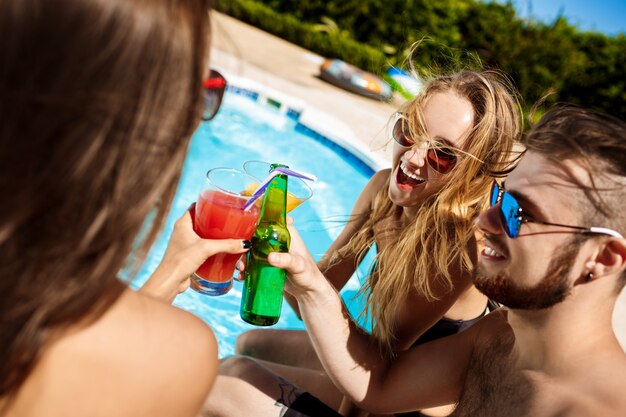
[218, 70, 392, 174]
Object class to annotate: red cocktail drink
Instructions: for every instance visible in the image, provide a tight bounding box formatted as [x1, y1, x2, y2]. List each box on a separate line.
[191, 168, 260, 296]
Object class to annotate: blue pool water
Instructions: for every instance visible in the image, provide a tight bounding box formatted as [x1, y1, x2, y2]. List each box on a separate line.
[132, 92, 375, 357]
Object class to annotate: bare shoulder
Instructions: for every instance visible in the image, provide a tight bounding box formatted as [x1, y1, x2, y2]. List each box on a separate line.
[354, 168, 391, 216]
[527, 358, 626, 417]
[347, 168, 391, 220]
[368, 168, 392, 192]
[565, 342, 626, 416]
[14, 288, 218, 417]
[567, 351, 626, 416]
[471, 308, 512, 343]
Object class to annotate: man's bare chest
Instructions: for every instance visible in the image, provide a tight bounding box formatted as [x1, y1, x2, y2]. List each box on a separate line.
[450, 337, 535, 417]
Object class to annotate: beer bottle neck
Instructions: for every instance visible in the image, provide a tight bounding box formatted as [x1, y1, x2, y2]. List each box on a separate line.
[259, 173, 287, 223]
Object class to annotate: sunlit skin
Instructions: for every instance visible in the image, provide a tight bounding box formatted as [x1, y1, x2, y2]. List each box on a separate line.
[218, 90, 489, 417]
[474, 236, 577, 309]
[475, 152, 594, 294]
[212, 109, 626, 417]
[255, 149, 626, 416]
[388, 91, 474, 218]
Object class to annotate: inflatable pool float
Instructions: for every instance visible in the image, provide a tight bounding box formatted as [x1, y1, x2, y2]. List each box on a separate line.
[384, 67, 423, 100]
[319, 59, 392, 101]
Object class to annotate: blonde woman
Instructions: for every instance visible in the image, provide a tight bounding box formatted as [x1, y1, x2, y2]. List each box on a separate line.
[206, 69, 521, 417]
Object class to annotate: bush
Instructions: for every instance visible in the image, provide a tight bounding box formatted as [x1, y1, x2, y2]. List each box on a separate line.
[215, 0, 389, 75]
[216, 0, 626, 119]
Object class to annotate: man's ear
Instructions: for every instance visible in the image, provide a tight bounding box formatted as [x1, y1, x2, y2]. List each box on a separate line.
[590, 238, 626, 279]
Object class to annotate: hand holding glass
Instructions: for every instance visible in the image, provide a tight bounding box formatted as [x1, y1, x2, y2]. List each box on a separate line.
[191, 168, 260, 296]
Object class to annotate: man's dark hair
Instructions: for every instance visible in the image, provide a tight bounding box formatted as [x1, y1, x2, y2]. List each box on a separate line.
[522, 106, 626, 291]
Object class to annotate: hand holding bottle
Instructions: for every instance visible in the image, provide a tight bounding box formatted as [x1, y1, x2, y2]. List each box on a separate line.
[240, 164, 291, 326]
[267, 219, 330, 298]
[239, 164, 317, 325]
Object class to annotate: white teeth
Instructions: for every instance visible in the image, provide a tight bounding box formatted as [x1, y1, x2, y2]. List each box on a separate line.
[484, 246, 501, 257]
[400, 161, 424, 181]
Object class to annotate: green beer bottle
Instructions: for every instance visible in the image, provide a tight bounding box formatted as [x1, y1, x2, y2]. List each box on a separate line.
[240, 164, 291, 326]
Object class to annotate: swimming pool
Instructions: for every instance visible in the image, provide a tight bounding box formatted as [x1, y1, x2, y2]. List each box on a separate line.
[132, 91, 376, 357]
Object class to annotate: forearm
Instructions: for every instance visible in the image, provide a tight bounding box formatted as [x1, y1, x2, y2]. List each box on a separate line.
[295, 278, 387, 405]
[286, 257, 358, 321]
[300, 286, 468, 413]
[284, 292, 302, 319]
[140, 263, 181, 304]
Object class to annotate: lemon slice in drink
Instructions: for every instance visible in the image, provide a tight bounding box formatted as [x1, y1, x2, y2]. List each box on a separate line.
[241, 184, 303, 212]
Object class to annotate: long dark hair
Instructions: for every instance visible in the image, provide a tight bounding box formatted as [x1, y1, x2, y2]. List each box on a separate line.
[0, 0, 211, 400]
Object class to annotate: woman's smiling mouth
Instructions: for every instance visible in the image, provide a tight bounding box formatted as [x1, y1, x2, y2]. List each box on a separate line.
[396, 161, 425, 190]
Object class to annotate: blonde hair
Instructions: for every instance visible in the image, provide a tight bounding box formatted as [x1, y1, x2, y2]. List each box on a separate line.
[334, 70, 521, 353]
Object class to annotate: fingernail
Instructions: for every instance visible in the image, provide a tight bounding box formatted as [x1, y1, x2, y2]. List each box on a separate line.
[242, 240, 252, 249]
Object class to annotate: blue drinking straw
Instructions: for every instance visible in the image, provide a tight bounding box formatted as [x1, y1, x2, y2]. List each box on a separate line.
[243, 166, 317, 211]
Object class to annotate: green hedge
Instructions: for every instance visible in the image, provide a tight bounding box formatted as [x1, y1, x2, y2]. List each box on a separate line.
[215, 0, 626, 119]
[214, 0, 389, 76]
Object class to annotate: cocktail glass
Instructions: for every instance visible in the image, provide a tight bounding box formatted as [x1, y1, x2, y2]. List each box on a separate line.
[191, 168, 261, 296]
[243, 160, 313, 212]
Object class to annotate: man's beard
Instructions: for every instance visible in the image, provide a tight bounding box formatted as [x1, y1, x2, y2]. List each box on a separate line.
[473, 238, 583, 310]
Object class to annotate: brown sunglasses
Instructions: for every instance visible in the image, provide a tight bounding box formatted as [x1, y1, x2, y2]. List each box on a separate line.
[392, 113, 458, 174]
[202, 69, 227, 121]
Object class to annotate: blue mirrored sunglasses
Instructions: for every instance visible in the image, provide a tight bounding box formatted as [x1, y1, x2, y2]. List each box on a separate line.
[489, 181, 623, 239]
